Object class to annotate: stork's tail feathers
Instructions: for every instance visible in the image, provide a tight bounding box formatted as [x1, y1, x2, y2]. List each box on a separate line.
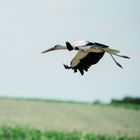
[101, 48, 120, 54]
[102, 48, 130, 59]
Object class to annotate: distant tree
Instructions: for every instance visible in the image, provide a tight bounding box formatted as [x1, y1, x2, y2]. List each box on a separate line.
[93, 100, 101, 104]
[111, 96, 140, 105]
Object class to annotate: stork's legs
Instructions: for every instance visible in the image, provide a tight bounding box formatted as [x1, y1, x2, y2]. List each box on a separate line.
[104, 48, 130, 69]
[112, 53, 130, 59]
[110, 54, 123, 68]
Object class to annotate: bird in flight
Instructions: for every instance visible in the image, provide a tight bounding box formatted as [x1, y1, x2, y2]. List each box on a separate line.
[42, 40, 130, 75]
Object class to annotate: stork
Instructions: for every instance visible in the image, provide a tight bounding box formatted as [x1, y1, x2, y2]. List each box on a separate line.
[42, 40, 130, 75]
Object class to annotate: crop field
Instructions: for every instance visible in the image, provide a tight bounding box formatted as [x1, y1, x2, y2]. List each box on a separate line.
[0, 98, 140, 140]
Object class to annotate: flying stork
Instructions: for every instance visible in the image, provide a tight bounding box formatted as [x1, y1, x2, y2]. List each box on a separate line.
[42, 40, 130, 75]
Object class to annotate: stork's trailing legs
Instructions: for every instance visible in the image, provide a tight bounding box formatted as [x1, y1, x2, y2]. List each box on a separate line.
[101, 48, 130, 69]
[113, 54, 130, 59]
[110, 54, 123, 68]
[109, 54, 130, 69]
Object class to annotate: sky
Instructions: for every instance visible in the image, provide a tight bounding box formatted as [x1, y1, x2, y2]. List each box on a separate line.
[0, 0, 140, 103]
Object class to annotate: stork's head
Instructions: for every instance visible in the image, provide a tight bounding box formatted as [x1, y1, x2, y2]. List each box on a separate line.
[42, 44, 66, 53]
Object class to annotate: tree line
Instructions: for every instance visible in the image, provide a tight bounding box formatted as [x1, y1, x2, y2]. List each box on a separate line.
[111, 96, 140, 105]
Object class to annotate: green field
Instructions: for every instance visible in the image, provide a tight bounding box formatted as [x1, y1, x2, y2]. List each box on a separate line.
[0, 98, 140, 139]
[0, 126, 139, 140]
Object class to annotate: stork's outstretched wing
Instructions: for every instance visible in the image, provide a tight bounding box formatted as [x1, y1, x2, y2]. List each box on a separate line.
[64, 50, 105, 75]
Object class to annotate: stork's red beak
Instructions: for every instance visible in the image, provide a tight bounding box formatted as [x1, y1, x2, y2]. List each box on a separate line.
[41, 47, 55, 53]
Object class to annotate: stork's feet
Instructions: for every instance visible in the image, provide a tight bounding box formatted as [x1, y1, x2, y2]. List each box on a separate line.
[63, 64, 71, 69]
[63, 64, 83, 75]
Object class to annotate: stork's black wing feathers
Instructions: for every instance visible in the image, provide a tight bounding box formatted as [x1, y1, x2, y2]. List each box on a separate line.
[73, 52, 105, 75]
[86, 41, 95, 46]
[93, 42, 109, 48]
[86, 42, 109, 48]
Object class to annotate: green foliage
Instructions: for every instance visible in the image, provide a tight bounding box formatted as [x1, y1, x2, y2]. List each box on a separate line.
[43, 131, 82, 140]
[0, 126, 139, 140]
[111, 96, 140, 105]
[0, 126, 41, 140]
[93, 100, 101, 104]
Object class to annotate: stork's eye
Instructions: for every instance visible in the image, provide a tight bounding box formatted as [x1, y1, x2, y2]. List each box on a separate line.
[54, 45, 58, 48]
[54, 45, 60, 48]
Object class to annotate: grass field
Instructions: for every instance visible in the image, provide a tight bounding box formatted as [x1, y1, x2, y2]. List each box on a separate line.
[0, 98, 140, 139]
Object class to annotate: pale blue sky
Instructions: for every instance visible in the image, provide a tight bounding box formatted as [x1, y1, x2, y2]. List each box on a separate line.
[0, 0, 140, 102]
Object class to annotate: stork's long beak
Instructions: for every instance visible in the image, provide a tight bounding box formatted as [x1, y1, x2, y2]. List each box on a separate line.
[41, 47, 55, 53]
